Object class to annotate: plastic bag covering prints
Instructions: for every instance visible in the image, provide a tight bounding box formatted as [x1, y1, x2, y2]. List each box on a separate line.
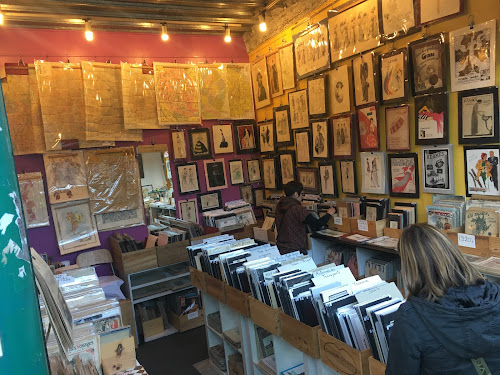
[18, 172, 50, 229]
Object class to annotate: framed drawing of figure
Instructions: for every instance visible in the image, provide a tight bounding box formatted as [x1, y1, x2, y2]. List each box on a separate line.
[171, 131, 188, 161]
[409, 33, 447, 95]
[212, 124, 234, 154]
[258, 122, 275, 154]
[308, 75, 327, 117]
[357, 104, 380, 151]
[421, 144, 454, 194]
[297, 167, 319, 192]
[175, 162, 200, 195]
[331, 114, 354, 159]
[360, 152, 387, 194]
[273, 105, 293, 147]
[293, 18, 330, 79]
[178, 198, 199, 224]
[318, 162, 337, 197]
[279, 43, 296, 90]
[415, 0, 464, 25]
[294, 129, 312, 164]
[251, 57, 271, 109]
[240, 184, 254, 205]
[233, 120, 258, 154]
[328, 64, 351, 115]
[246, 159, 261, 183]
[289, 89, 310, 129]
[378, 0, 416, 39]
[253, 187, 266, 208]
[388, 153, 419, 198]
[380, 48, 409, 105]
[385, 105, 411, 151]
[414, 92, 448, 145]
[340, 160, 357, 194]
[464, 145, 500, 197]
[203, 159, 228, 191]
[267, 50, 283, 98]
[188, 128, 212, 160]
[262, 158, 278, 189]
[352, 52, 378, 107]
[311, 120, 330, 159]
[198, 190, 223, 211]
[458, 87, 499, 145]
[229, 159, 245, 185]
[279, 151, 296, 186]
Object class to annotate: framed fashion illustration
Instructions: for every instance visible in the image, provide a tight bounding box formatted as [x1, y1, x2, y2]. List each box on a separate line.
[414, 92, 449, 145]
[296, 167, 319, 193]
[360, 152, 387, 194]
[307, 75, 327, 117]
[178, 198, 199, 224]
[253, 188, 266, 208]
[388, 153, 419, 198]
[203, 159, 228, 191]
[229, 159, 245, 185]
[331, 114, 355, 159]
[246, 159, 262, 183]
[278, 151, 297, 186]
[175, 162, 200, 195]
[267, 50, 284, 98]
[421, 145, 454, 194]
[357, 104, 380, 151]
[318, 162, 338, 198]
[385, 105, 411, 151]
[409, 33, 447, 95]
[279, 43, 296, 90]
[327, 64, 351, 115]
[273, 105, 293, 147]
[171, 131, 188, 161]
[293, 18, 330, 79]
[258, 122, 276, 154]
[463, 145, 500, 197]
[311, 120, 330, 159]
[294, 129, 312, 164]
[262, 158, 279, 190]
[239, 184, 254, 205]
[188, 128, 212, 160]
[415, 0, 464, 26]
[377, 0, 416, 39]
[289, 89, 310, 129]
[379, 48, 409, 105]
[340, 160, 358, 194]
[458, 87, 499, 145]
[212, 124, 234, 154]
[251, 57, 271, 109]
[233, 120, 258, 154]
[198, 190, 223, 211]
[352, 52, 378, 108]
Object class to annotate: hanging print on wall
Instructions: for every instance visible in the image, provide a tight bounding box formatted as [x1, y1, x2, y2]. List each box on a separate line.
[380, 48, 409, 105]
[360, 152, 387, 194]
[415, 92, 448, 144]
[464, 145, 500, 197]
[388, 153, 419, 198]
[421, 144, 454, 194]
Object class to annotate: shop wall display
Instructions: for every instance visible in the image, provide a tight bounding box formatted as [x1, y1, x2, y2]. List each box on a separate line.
[199, 64, 229, 120]
[340, 160, 357, 194]
[226, 63, 255, 119]
[421, 144, 454, 194]
[229, 160, 245, 185]
[352, 53, 378, 107]
[267, 50, 283, 98]
[279, 151, 296, 186]
[171, 131, 188, 161]
[262, 158, 278, 189]
[94, 208, 145, 232]
[295, 129, 312, 164]
[388, 153, 419, 198]
[259, 122, 275, 153]
[311, 120, 330, 159]
[288, 89, 309, 129]
[279, 43, 296, 90]
[198, 191, 223, 211]
[415, 0, 464, 25]
[293, 18, 330, 79]
[234, 121, 258, 154]
[189, 128, 213, 160]
[357, 104, 380, 151]
[307, 75, 327, 117]
[318, 163, 337, 198]
[297, 167, 319, 192]
[360, 152, 387, 194]
[328, 64, 351, 115]
[178, 198, 199, 224]
[212, 124, 234, 154]
[18, 172, 49, 229]
[176, 163, 200, 195]
[239, 184, 254, 205]
[378, 0, 416, 37]
[331, 114, 354, 159]
[246, 159, 262, 183]
[273, 105, 293, 147]
[414, 92, 449, 144]
[253, 188, 266, 208]
[251, 57, 271, 109]
[385, 105, 411, 151]
[204, 159, 228, 191]
[380, 48, 409, 105]
[464, 145, 500, 197]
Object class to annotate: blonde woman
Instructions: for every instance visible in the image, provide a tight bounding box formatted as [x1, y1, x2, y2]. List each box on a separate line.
[386, 224, 500, 374]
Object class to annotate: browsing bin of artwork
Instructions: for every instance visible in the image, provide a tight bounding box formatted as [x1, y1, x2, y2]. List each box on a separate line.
[464, 200, 500, 238]
[18, 172, 50, 229]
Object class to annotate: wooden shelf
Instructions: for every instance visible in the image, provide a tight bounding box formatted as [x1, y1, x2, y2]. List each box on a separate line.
[143, 323, 178, 343]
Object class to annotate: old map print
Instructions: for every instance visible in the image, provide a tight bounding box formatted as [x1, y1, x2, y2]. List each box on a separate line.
[199, 64, 230, 120]
[226, 63, 255, 119]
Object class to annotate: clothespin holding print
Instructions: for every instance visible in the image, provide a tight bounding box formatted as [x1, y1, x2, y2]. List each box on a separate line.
[469, 15, 474, 30]
[106, 58, 111, 64]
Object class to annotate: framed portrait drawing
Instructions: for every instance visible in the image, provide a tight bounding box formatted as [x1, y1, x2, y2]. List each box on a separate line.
[458, 87, 499, 145]
[307, 75, 327, 117]
[175, 162, 200, 195]
[311, 120, 330, 159]
[198, 190, 223, 211]
[385, 105, 411, 151]
[328, 64, 351, 115]
[421, 145, 454, 194]
[279, 43, 296, 90]
[409, 33, 447, 95]
[380, 48, 409, 105]
[251, 57, 271, 109]
[234, 120, 258, 154]
[253, 188, 266, 208]
[415, 92, 448, 145]
[378, 0, 416, 39]
[267, 50, 283, 98]
[464, 145, 500, 197]
[273, 105, 293, 147]
[188, 128, 212, 160]
[178, 198, 199, 224]
[171, 131, 188, 161]
[294, 129, 312, 164]
[449, 20, 496, 92]
[416, 0, 464, 25]
[246, 159, 262, 183]
[262, 158, 278, 189]
[318, 162, 337, 197]
[258, 122, 275, 154]
[229, 159, 245, 185]
[297, 167, 319, 193]
[212, 124, 234, 154]
[203, 159, 228, 191]
[352, 52, 378, 107]
[293, 18, 330, 79]
[289, 89, 310, 129]
[357, 104, 380, 151]
[331, 114, 354, 159]
[278, 151, 296, 186]
[388, 153, 419, 198]
[360, 152, 387, 194]
[340, 160, 357, 194]
[240, 184, 254, 205]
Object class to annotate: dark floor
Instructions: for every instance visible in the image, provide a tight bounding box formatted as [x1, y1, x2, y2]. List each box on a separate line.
[136, 326, 208, 375]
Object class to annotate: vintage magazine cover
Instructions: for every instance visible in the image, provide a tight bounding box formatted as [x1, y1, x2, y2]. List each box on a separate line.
[465, 207, 499, 237]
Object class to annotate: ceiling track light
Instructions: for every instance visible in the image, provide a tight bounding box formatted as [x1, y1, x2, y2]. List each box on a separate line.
[84, 19, 93, 41]
[0, 3, 4, 25]
[258, 12, 267, 32]
[224, 25, 231, 43]
[161, 23, 169, 41]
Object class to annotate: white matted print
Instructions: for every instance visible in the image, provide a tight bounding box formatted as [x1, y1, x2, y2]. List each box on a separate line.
[229, 159, 245, 185]
[246, 159, 261, 182]
[262, 158, 277, 189]
[360, 152, 387, 194]
[464, 146, 500, 197]
[176, 163, 200, 194]
[279, 43, 296, 90]
[328, 65, 351, 114]
[259, 122, 275, 153]
[289, 90, 309, 129]
[421, 145, 454, 194]
[319, 163, 337, 197]
[171, 131, 187, 160]
[251, 57, 271, 109]
[212, 124, 234, 154]
[308, 76, 327, 116]
[379, 0, 415, 36]
[179, 199, 199, 224]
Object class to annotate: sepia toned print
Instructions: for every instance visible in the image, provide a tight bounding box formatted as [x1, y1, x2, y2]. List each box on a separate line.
[279, 152, 296, 186]
[259, 122, 275, 153]
[179, 199, 198, 224]
[246, 159, 261, 182]
[379, 0, 415, 36]
[328, 64, 351, 114]
[319, 163, 337, 197]
[352, 53, 377, 107]
[295, 130, 311, 164]
[267, 51, 283, 98]
[212, 124, 234, 154]
[308, 76, 327, 116]
[417, 0, 463, 25]
[293, 19, 330, 79]
[340, 160, 357, 194]
[332, 115, 353, 158]
[262, 158, 277, 189]
[251, 57, 271, 109]
[274, 106, 292, 146]
[176, 163, 200, 194]
[279, 43, 296, 90]
[172, 131, 187, 160]
[198, 191, 222, 211]
[289, 89, 310, 129]
[229, 160, 245, 185]
[312, 120, 329, 159]
[297, 168, 319, 192]
[385, 105, 410, 151]
[360, 152, 386, 194]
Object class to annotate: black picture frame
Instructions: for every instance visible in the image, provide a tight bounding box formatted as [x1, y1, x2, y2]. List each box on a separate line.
[294, 129, 312, 164]
[318, 162, 338, 198]
[246, 159, 262, 183]
[239, 184, 254, 205]
[198, 190, 223, 212]
[414, 92, 449, 145]
[377, 0, 420, 42]
[175, 162, 201, 195]
[228, 159, 245, 185]
[352, 52, 379, 108]
[288, 89, 310, 129]
[387, 153, 420, 198]
[379, 48, 410, 105]
[253, 187, 266, 208]
[311, 119, 331, 160]
[188, 128, 212, 160]
[356, 103, 380, 151]
[415, 0, 465, 26]
[463, 145, 500, 197]
[331, 113, 356, 159]
[307, 75, 328, 118]
[273, 105, 293, 147]
[258, 121, 276, 154]
[296, 167, 319, 193]
[233, 120, 259, 154]
[278, 150, 297, 186]
[262, 157, 280, 190]
[171, 130, 189, 162]
[339, 159, 358, 194]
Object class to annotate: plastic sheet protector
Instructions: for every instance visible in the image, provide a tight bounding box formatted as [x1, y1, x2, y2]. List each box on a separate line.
[199, 64, 229, 120]
[18, 172, 50, 228]
[226, 63, 255, 119]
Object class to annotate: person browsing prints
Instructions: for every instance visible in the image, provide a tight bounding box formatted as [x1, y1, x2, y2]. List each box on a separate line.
[275, 181, 336, 255]
[386, 224, 500, 374]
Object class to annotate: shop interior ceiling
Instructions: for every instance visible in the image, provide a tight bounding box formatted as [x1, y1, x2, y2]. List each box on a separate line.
[0, 0, 282, 35]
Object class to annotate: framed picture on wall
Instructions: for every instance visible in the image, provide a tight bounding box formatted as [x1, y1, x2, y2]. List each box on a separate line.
[311, 120, 330, 159]
[352, 53, 378, 108]
[203, 159, 228, 191]
[262, 158, 278, 190]
[293, 18, 330, 79]
[458, 87, 499, 145]
[198, 190, 223, 211]
[279, 151, 296, 186]
[175, 162, 200, 194]
[378, 0, 416, 39]
[253, 188, 266, 208]
[294, 129, 312, 164]
[240, 184, 254, 205]
[289, 89, 310, 129]
[388, 153, 419, 198]
[421, 144, 454, 194]
[274, 105, 293, 147]
[307, 75, 327, 117]
[212, 124, 234, 154]
[331, 114, 354, 159]
[267, 50, 284, 98]
[178, 198, 199, 224]
[380, 48, 409, 105]
[464, 145, 500, 197]
[318, 162, 337, 197]
[251, 57, 271, 109]
[233, 120, 258, 154]
[360, 152, 387, 194]
[279, 43, 296, 90]
[415, 0, 464, 25]
[229, 159, 245, 185]
[258, 122, 275, 154]
[339, 160, 357, 194]
[297, 167, 319, 193]
[188, 128, 212, 160]
[328, 65, 351, 116]
[414, 92, 448, 145]
[357, 104, 380, 151]
[385, 105, 411, 151]
[246, 159, 261, 182]
[171, 131, 188, 161]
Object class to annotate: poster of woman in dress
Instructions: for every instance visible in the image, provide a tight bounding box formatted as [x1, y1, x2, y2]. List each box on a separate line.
[246, 159, 261, 182]
[319, 163, 337, 197]
[266, 51, 283, 98]
[179, 199, 198, 224]
[352, 53, 377, 107]
[340, 160, 357, 194]
[415, 92, 448, 144]
[421, 145, 454, 194]
[328, 65, 351, 115]
[293, 19, 330, 79]
[289, 89, 310, 129]
[279, 152, 296, 186]
[380, 48, 408, 104]
[234, 122, 257, 154]
[409, 34, 446, 95]
[357, 105, 379, 151]
[361, 152, 386, 194]
[172, 131, 187, 160]
[259, 122, 275, 153]
[212, 124, 234, 154]
[251, 57, 271, 109]
[204, 159, 228, 191]
[262, 159, 277, 189]
[176, 163, 200, 194]
[312, 121, 329, 159]
[295, 130, 311, 163]
[464, 146, 500, 197]
[388, 154, 419, 197]
[332, 115, 353, 158]
[273, 106, 292, 146]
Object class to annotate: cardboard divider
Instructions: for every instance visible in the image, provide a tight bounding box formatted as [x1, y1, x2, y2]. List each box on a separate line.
[319, 330, 371, 375]
[383, 227, 402, 239]
[253, 227, 277, 243]
[488, 237, 500, 258]
[233, 223, 261, 240]
[190, 267, 207, 293]
[205, 274, 226, 303]
[328, 216, 352, 233]
[279, 312, 320, 359]
[110, 236, 158, 276]
[156, 239, 190, 266]
[368, 357, 386, 375]
[224, 284, 251, 317]
[167, 309, 205, 333]
[248, 297, 281, 336]
[189, 231, 221, 246]
[351, 218, 387, 238]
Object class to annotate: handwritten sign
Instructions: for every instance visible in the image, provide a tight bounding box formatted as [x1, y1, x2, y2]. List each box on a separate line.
[357, 220, 369, 232]
[334, 217, 343, 226]
[188, 311, 199, 320]
[458, 233, 476, 249]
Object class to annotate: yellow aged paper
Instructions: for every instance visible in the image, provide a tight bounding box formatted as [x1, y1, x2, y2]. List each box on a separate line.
[81, 61, 142, 141]
[199, 64, 229, 120]
[226, 63, 255, 119]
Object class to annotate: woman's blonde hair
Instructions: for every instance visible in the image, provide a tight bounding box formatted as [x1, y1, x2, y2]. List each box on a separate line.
[398, 223, 484, 301]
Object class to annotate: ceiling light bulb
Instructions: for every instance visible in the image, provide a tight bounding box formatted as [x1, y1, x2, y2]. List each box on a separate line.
[258, 13, 267, 32]
[85, 20, 93, 41]
[224, 26, 231, 43]
[161, 24, 169, 41]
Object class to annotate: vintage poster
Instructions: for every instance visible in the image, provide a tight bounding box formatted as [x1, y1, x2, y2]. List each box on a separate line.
[289, 89, 309, 129]
[254, 188, 266, 207]
[171, 131, 187, 160]
[464, 146, 500, 197]
[176, 163, 200, 194]
[297, 168, 319, 192]
[418, 0, 463, 24]
[18, 172, 49, 229]
[360, 152, 386, 194]
[279, 152, 296, 186]
[409, 34, 446, 95]
[421, 145, 453, 194]
[332, 115, 353, 158]
[212, 124, 234, 154]
[188, 128, 212, 160]
[293, 19, 330, 79]
[352, 53, 376, 107]
[465, 208, 499, 237]
[329, 0, 381, 63]
[308, 76, 327, 116]
[357, 105, 379, 151]
[279, 43, 295, 90]
[246, 159, 261, 182]
[262, 159, 277, 189]
[415, 93, 448, 144]
[226, 63, 255, 119]
[340, 160, 357, 194]
[295, 130, 311, 163]
[259, 122, 275, 153]
[199, 64, 229, 120]
[385, 105, 410, 151]
[240, 185, 254, 205]
[449, 20, 496, 92]
[328, 64, 351, 115]
[229, 160, 245, 185]
[319, 163, 336, 197]
[179, 199, 199, 224]
[312, 120, 329, 159]
[380, 49, 408, 104]
[273, 106, 292, 146]
[459, 87, 498, 144]
[251, 57, 271, 109]
[234, 121, 258, 154]
[379, 0, 415, 36]
[95, 208, 145, 232]
[204, 159, 228, 191]
[199, 191, 222, 211]
[267, 51, 283, 98]
[389, 154, 419, 197]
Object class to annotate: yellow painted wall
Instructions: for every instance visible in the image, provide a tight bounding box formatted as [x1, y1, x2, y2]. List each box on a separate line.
[249, 0, 500, 223]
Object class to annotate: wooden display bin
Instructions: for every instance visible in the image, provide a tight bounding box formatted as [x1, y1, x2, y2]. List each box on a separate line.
[190, 232, 221, 246]
[328, 216, 352, 233]
[205, 274, 226, 303]
[368, 357, 386, 375]
[190, 267, 207, 293]
[119, 299, 138, 348]
[351, 218, 387, 238]
[383, 227, 403, 239]
[443, 231, 491, 257]
[279, 312, 320, 359]
[319, 330, 371, 375]
[252, 227, 276, 243]
[248, 297, 281, 336]
[233, 223, 261, 240]
[142, 317, 164, 341]
[156, 239, 190, 266]
[224, 284, 250, 317]
[109, 237, 158, 276]
[167, 308, 205, 333]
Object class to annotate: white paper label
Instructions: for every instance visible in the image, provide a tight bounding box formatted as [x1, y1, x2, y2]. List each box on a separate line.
[334, 217, 343, 226]
[357, 220, 369, 232]
[188, 311, 199, 320]
[390, 221, 398, 229]
[458, 233, 476, 249]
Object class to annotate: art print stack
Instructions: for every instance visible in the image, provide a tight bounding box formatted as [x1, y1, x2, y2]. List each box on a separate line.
[388, 202, 417, 229]
[426, 196, 465, 231]
[464, 200, 500, 237]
